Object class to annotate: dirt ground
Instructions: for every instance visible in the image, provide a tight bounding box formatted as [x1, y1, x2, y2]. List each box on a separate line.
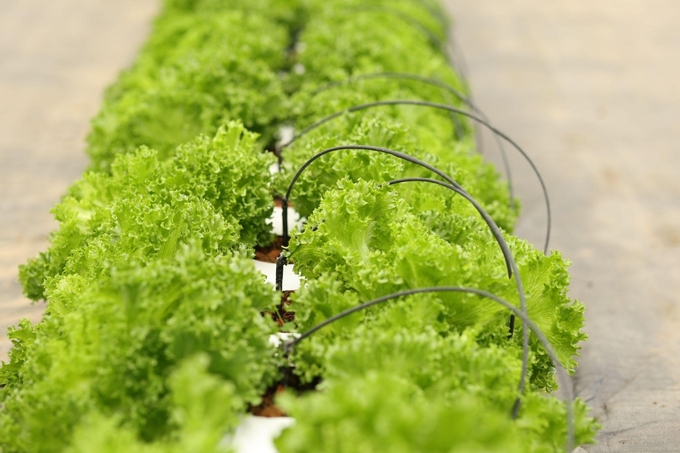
[1, 0, 679, 451]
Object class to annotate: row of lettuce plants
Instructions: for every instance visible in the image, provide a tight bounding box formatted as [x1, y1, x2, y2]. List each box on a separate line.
[0, 0, 599, 452]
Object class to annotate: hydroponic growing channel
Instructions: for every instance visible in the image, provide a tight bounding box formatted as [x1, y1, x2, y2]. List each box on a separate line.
[0, 1, 599, 452]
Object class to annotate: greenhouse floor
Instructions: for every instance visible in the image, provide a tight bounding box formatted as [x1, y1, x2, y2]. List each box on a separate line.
[0, 0, 158, 358]
[1, 0, 679, 451]
[446, 0, 680, 451]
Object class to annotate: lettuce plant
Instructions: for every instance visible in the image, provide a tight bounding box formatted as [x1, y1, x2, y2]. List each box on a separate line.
[2, 245, 279, 453]
[87, 11, 289, 171]
[20, 122, 274, 301]
[289, 0, 456, 88]
[277, 114, 518, 232]
[280, 179, 597, 451]
[64, 354, 238, 453]
[275, 372, 525, 453]
[287, 179, 585, 389]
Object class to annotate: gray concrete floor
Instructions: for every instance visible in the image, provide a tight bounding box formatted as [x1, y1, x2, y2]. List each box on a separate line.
[0, 0, 158, 357]
[446, 1, 680, 451]
[1, 0, 679, 451]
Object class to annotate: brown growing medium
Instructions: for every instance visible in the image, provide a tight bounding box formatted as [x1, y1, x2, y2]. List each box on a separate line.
[249, 374, 323, 417]
[250, 198, 299, 417]
[277, 290, 296, 326]
[251, 290, 296, 418]
[274, 197, 297, 208]
[254, 236, 284, 263]
[249, 384, 287, 417]
[263, 290, 295, 328]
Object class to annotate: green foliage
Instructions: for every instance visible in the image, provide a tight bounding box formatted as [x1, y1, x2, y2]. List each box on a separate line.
[275, 372, 524, 453]
[291, 323, 522, 406]
[20, 122, 274, 301]
[276, 370, 598, 453]
[64, 354, 238, 453]
[0, 320, 36, 390]
[291, 0, 455, 88]
[518, 392, 601, 453]
[162, 0, 305, 27]
[287, 179, 586, 390]
[87, 11, 289, 171]
[279, 0, 523, 238]
[2, 245, 279, 453]
[282, 178, 596, 449]
[277, 114, 518, 232]
[285, 322, 597, 451]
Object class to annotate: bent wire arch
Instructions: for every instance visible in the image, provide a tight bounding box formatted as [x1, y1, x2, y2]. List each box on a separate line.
[386, 176, 517, 334]
[281, 285, 574, 453]
[278, 99, 550, 254]
[306, 71, 515, 205]
[279, 144, 529, 401]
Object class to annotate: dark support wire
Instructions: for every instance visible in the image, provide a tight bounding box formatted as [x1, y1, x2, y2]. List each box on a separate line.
[307, 72, 514, 206]
[277, 1, 567, 446]
[278, 198, 291, 292]
[310, 71, 467, 144]
[311, 72, 465, 108]
[386, 176, 516, 338]
[280, 144, 530, 409]
[387, 176, 512, 276]
[281, 147, 512, 278]
[280, 4, 568, 446]
[279, 99, 550, 255]
[275, 254, 287, 292]
[281, 285, 574, 453]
